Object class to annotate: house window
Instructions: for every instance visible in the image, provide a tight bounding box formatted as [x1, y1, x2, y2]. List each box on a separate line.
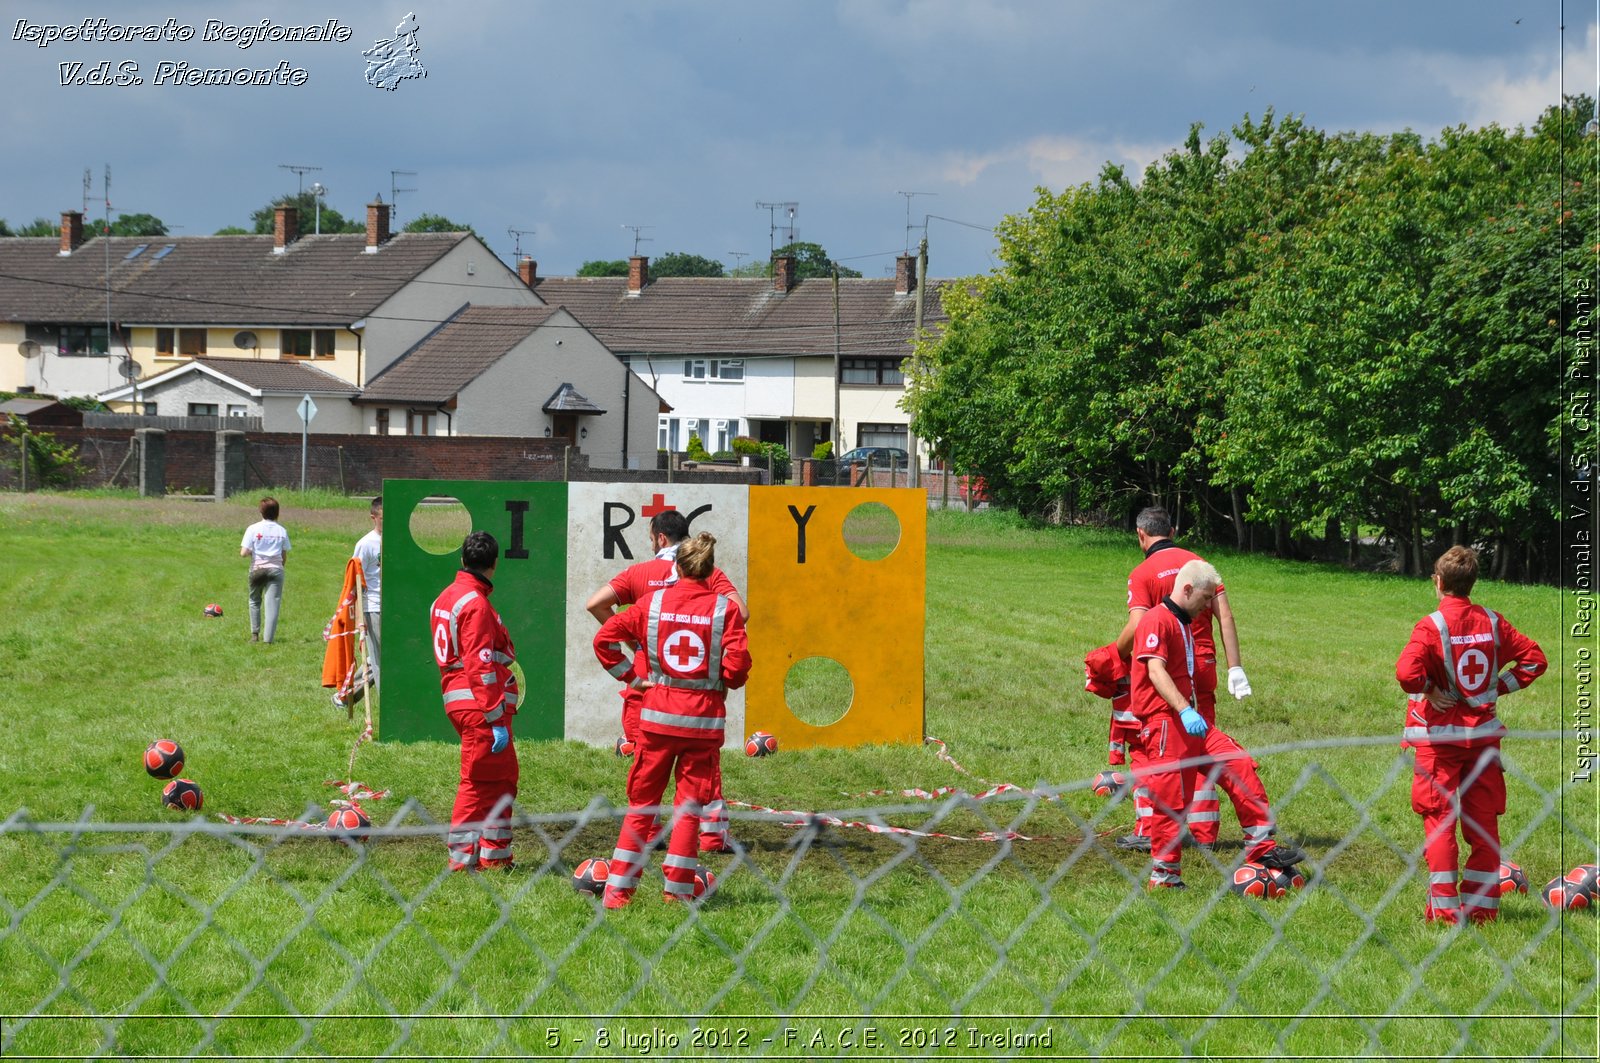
[227, 404, 248, 418]
[140, 402, 157, 415]
[188, 403, 219, 417]
[178, 329, 207, 357]
[375, 408, 390, 436]
[684, 358, 744, 382]
[841, 357, 906, 385]
[658, 417, 680, 451]
[407, 409, 433, 436]
[155, 328, 175, 356]
[282, 328, 336, 358]
[858, 422, 909, 450]
[684, 359, 707, 380]
[712, 419, 734, 452]
[59, 325, 108, 356]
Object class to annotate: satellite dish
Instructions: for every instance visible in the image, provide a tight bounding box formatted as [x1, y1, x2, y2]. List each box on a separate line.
[119, 358, 143, 380]
[17, 340, 41, 359]
[233, 331, 258, 350]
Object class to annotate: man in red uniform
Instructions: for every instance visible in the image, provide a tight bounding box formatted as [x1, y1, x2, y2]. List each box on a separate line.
[594, 532, 751, 909]
[585, 508, 747, 853]
[1128, 559, 1219, 889]
[1115, 507, 1301, 871]
[430, 531, 520, 872]
[1396, 546, 1545, 924]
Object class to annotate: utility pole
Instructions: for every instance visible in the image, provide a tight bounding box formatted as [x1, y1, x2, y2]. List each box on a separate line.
[833, 263, 842, 460]
[909, 237, 927, 488]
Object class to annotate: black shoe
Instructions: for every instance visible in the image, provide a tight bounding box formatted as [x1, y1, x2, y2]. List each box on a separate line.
[1115, 834, 1151, 852]
[1258, 843, 1307, 870]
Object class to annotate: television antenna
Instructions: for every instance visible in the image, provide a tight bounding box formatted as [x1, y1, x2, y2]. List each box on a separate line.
[898, 190, 937, 253]
[620, 224, 654, 255]
[508, 227, 536, 259]
[728, 251, 750, 269]
[278, 163, 322, 198]
[755, 201, 798, 254]
[390, 170, 418, 224]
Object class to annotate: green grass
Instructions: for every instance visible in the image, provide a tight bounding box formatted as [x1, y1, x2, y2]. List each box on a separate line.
[0, 491, 1594, 1060]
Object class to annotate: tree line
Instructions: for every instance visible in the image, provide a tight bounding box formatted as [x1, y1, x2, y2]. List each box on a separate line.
[906, 101, 1597, 583]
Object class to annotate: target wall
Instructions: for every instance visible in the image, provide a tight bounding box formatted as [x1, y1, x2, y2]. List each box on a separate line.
[381, 479, 924, 751]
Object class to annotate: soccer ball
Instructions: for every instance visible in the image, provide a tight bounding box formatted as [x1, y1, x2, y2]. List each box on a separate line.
[160, 778, 203, 812]
[1498, 860, 1530, 896]
[1543, 864, 1600, 910]
[1228, 862, 1283, 898]
[613, 736, 636, 758]
[325, 807, 371, 837]
[573, 857, 610, 895]
[203, 603, 223, 617]
[144, 739, 185, 779]
[1092, 770, 1130, 797]
[694, 868, 717, 898]
[745, 731, 778, 757]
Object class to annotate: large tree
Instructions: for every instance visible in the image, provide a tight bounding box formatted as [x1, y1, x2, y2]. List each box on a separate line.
[649, 251, 724, 278]
[577, 259, 629, 277]
[249, 192, 363, 235]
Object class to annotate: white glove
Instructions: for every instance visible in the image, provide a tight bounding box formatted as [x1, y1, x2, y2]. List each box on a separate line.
[1227, 666, 1252, 700]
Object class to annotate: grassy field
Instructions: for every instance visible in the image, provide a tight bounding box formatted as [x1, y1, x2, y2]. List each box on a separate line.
[0, 489, 1594, 1060]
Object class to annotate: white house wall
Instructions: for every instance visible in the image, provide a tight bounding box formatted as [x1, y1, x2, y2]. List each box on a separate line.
[262, 394, 362, 434]
[24, 350, 124, 400]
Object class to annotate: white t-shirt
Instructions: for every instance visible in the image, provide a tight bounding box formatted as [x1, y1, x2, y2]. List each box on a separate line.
[242, 519, 290, 569]
[353, 529, 382, 613]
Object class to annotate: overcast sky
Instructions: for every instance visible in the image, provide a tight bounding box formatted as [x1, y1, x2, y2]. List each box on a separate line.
[1, 1, 1593, 279]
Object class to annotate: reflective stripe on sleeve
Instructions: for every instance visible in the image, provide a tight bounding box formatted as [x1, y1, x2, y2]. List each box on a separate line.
[483, 703, 504, 724]
[443, 688, 476, 704]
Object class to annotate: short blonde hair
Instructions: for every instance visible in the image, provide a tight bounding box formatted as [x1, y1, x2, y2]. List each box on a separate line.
[675, 532, 717, 580]
[1174, 558, 1221, 595]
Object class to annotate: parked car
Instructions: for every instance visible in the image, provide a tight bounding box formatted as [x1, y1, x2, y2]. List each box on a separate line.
[838, 446, 910, 467]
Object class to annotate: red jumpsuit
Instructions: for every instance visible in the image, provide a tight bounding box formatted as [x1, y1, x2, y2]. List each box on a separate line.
[1128, 599, 1203, 887]
[607, 551, 741, 851]
[1127, 541, 1276, 858]
[1085, 643, 1151, 841]
[431, 570, 519, 871]
[1396, 595, 1545, 923]
[595, 577, 750, 907]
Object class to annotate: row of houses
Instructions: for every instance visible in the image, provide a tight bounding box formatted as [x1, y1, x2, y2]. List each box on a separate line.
[0, 203, 948, 470]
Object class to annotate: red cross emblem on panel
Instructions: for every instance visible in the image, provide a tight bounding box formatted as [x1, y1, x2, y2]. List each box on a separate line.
[641, 493, 675, 518]
[1455, 648, 1490, 693]
[663, 630, 706, 674]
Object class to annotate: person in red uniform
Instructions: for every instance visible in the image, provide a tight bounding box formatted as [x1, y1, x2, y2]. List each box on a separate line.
[1396, 545, 1545, 924]
[1128, 559, 1219, 889]
[430, 531, 520, 872]
[594, 532, 751, 909]
[1115, 507, 1302, 871]
[585, 509, 747, 853]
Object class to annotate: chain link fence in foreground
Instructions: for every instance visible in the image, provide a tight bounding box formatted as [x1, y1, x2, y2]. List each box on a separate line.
[2, 734, 1596, 1060]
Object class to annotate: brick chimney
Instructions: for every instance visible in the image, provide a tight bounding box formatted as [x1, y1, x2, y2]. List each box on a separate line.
[773, 253, 797, 293]
[365, 197, 391, 252]
[518, 257, 539, 288]
[59, 211, 84, 255]
[273, 205, 299, 253]
[895, 253, 916, 295]
[627, 255, 649, 295]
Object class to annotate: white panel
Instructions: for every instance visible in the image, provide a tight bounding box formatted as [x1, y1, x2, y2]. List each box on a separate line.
[564, 483, 751, 748]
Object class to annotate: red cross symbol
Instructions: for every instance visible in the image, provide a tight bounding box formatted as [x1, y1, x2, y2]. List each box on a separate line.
[666, 633, 701, 670]
[641, 493, 675, 518]
[1456, 649, 1489, 691]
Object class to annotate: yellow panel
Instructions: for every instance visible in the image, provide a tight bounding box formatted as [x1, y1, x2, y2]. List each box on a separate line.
[745, 487, 925, 750]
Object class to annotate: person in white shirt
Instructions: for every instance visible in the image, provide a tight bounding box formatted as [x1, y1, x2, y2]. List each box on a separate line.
[239, 496, 290, 643]
[352, 495, 383, 686]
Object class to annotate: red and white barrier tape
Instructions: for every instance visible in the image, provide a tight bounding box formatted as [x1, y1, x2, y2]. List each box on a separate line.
[217, 778, 388, 830]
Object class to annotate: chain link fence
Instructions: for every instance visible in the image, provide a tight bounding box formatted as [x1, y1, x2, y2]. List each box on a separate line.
[2, 734, 1595, 1060]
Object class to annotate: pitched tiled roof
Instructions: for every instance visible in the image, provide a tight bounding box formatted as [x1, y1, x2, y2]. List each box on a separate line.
[100, 356, 360, 399]
[542, 382, 606, 414]
[0, 232, 469, 326]
[531, 276, 947, 359]
[358, 304, 560, 404]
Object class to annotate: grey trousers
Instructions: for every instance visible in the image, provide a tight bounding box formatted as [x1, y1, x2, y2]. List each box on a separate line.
[363, 610, 381, 687]
[248, 567, 285, 642]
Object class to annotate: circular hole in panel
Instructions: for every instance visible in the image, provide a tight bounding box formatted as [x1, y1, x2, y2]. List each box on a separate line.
[409, 496, 473, 556]
[784, 656, 854, 727]
[843, 501, 901, 561]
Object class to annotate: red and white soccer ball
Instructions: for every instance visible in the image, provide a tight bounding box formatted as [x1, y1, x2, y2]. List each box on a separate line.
[613, 736, 636, 758]
[1498, 860, 1530, 896]
[144, 739, 185, 779]
[693, 868, 717, 898]
[745, 731, 778, 758]
[160, 778, 203, 812]
[573, 857, 610, 895]
[1092, 770, 1129, 798]
[326, 807, 371, 837]
[1543, 864, 1599, 910]
[1228, 861, 1302, 899]
[203, 603, 223, 617]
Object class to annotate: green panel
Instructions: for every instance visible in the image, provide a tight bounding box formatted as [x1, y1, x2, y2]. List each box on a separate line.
[381, 480, 568, 745]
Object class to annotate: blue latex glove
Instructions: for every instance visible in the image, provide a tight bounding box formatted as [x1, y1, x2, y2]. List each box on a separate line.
[490, 725, 509, 754]
[1179, 706, 1209, 736]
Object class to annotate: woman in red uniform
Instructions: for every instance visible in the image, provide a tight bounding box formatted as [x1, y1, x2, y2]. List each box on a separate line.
[594, 532, 752, 909]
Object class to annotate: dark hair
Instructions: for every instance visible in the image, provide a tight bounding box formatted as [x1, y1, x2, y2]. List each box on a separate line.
[1136, 506, 1173, 537]
[649, 509, 689, 543]
[461, 530, 499, 573]
[369, 495, 383, 516]
[259, 496, 280, 521]
[1434, 546, 1479, 597]
[676, 532, 716, 579]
